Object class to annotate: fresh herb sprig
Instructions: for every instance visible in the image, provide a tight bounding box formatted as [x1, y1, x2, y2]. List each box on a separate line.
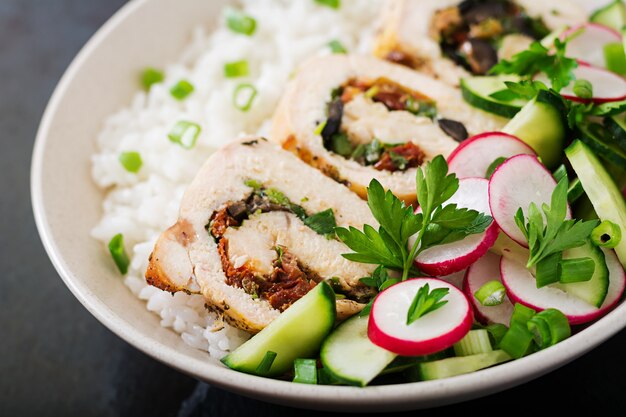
[490, 38, 578, 93]
[406, 283, 449, 324]
[514, 177, 599, 286]
[515, 178, 599, 268]
[336, 156, 492, 282]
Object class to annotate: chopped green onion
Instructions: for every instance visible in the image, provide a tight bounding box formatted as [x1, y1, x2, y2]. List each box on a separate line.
[314, 120, 327, 135]
[118, 151, 143, 173]
[255, 351, 278, 375]
[224, 60, 249, 78]
[526, 315, 552, 349]
[567, 178, 584, 204]
[108, 233, 130, 274]
[141, 67, 164, 90]
[317, 367, 343, 385]
[485, 157, 507, 179]
[604, 42, 626, 75]
[510, 303, 537, 328]
[485, 323, 508, 348]
[244, 178, 263, 190]
[572, 79, 593, 100]
[314, 0, 340, 9]
[233, 83, 257, 112]
[330, 133, 353, 156]
[225, 8, 257, 36]
[537, 309, 570, 346]
[364, 85, 380, 99]
[350, 144, 365, 160]
[453, 329, 493, 356]
[389, 152, 409, 170]
[169, 79, 195, 100]
[328, 39, 347, 54]
[293, 359, 318, 384]
[591, 220, 622, 248]
[558, 257, 595, 283]
[552, 164, 568, 183]
[265, 188, 290, 205]
[500, 304, 536, 358]
[535, 252, 561, 288]
[527, 308, 570, 348]
[168, 121, 201, 149]
[473, 280, 506, 306]
[499, 323, 534, 359]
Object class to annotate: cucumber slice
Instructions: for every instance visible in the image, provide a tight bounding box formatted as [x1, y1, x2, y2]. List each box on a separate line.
[502, 90, 567, 168]
[578, 122, 626, 166]
[418, 350, 512, 381]
[604, 114, 626, 151]
[320, 314, 396, 387]
[221, 282, 336, 377]
[590, 0, 626, 31]
[566, 140, 626, 268]
[554, 240, 609, 308]
[460, 76, 527, 118]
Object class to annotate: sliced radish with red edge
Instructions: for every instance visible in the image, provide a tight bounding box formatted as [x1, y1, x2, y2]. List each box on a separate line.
[463, 251, 514, 326]
[447, 132, 536, 179]
[488, 154, 571, 248]
[534, 62, 626, 104]
[414, 177, 498, 276]
[561, 23, 621, 68]
[439, 269, 466, 289]
[500, 249, 625, 325]
[368, 278, 473, 356]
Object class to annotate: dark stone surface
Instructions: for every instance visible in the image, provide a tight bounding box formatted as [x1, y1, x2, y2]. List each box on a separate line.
[2, 1, 626, 416]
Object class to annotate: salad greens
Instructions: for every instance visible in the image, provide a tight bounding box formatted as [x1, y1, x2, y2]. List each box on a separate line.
[336, 156, 492, 282]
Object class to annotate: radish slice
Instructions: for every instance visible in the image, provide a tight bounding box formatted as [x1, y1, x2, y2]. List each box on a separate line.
[414, 178, 499, 276]
[439, 269, 466, 289]
[490, 232, 530, 266]
[463, 252, 514, 326]
[368, 278, 473, 356]
[447, 132, 536, 179]
[535, 63, 626, 104]
[561, 23, 621, 68]
[500, 250, 625, 325]
[488, 154, 571, 248]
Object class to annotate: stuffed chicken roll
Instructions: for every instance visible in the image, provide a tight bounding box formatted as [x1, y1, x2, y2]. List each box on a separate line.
[373, 0, 587, 86]
[271, 54, 506, 203]
[145, 138, 376, 333]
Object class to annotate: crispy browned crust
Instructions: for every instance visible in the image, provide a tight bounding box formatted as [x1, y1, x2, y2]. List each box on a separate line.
[144, 221, 199, 295]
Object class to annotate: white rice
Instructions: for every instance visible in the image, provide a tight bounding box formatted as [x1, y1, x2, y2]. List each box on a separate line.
[91, 0, 383, 359]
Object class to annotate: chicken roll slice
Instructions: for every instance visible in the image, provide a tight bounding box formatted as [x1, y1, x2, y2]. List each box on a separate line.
[271, 54, 506, 203]
[373, 0, 587, 86]
[146, 138, 376, 333]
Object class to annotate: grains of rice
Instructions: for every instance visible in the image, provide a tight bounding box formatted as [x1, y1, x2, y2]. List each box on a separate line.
[91, 0, 382, 359]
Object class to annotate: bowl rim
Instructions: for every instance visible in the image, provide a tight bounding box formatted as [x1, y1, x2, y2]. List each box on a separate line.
[30, 0, 626, 411]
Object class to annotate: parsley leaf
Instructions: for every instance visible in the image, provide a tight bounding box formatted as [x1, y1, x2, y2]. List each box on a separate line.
[359, 265, 399, 291]
[406, 283, 449, 324]
[303, 208, 337, 237]
[515, 178, 599, 268]
[366, 179, 423, 249]
[490, 40, 577, 93]
[503, 80, 548, 99]
[336, 155, 492, 282]
[335, 225, 405, 269]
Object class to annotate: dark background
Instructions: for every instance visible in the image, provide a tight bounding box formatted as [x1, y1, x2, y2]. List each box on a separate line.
[2, 1, 626, 415]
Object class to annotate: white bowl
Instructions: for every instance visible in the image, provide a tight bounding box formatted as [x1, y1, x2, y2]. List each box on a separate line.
[31, 0, 626, 411]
